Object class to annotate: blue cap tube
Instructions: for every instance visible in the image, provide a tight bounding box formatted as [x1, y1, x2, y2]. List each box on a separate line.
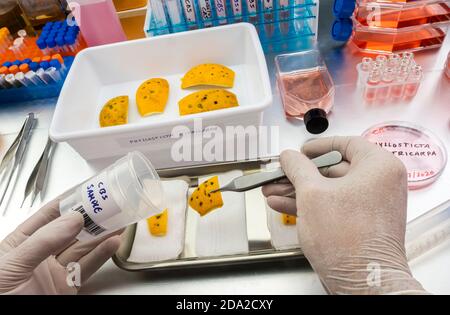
[332, 18, 353, 41]
[40, 61, 50, 70]
[29, 62, 39, 72]
[333, 0, 356, 19]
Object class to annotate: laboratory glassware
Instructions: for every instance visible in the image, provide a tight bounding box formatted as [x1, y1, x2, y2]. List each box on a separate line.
[67, 0, 127, 47]
[362, 121, 447, 190]
[275, 49, 335, 134]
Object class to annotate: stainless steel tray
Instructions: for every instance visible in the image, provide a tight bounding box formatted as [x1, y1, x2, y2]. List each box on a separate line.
[113, 157, 305, 271]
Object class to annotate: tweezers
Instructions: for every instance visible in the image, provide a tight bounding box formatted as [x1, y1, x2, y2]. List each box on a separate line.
[211, 151, 343, 193]
[21, 137, 56, 208]
[0, 113, 37, 212]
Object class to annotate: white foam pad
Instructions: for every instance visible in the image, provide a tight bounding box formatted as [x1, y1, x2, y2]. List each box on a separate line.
[127, 179, 189, 263]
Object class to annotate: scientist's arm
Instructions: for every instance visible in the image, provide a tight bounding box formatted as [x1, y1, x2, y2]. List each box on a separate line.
[0, 200, 120, 294]
[263, 136, 428, 295]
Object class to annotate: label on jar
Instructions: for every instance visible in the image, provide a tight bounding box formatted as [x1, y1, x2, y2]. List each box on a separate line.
[63, 172, 121, 237]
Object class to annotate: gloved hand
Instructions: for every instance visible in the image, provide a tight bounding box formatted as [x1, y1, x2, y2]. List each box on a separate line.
[0, 199, 121, 294]
[263, 136, 428, 295]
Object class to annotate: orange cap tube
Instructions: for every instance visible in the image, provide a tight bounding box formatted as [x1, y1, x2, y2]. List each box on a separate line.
[51, 54, 64, 64]
[8, 65, 19, 74]
[19, 63, 29, 73]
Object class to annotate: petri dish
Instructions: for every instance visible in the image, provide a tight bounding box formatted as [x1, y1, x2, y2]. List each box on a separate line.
[362, 121, 447, 190]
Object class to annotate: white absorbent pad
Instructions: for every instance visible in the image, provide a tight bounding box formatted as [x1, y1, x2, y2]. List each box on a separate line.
[193, 170, 249, 257]
[127, 179, 189, 263]
[266, 202, 300, 250]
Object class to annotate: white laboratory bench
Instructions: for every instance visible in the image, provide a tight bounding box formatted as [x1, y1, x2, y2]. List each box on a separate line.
[0, 2, 449, 294]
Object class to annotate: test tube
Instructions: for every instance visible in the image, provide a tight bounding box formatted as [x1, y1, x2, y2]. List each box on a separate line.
[375, 55, 387, 68]
[149, 0, 170, 34]
[388, 54, 400, 68]
[213, 0, 228, 24]
[377, 68, 395, 101]
[403, 52, 414, 61]
[0, 74, 10, 89]
[56, 36, 68, 53]
[0, 66, 9, 76]
[40, 61, 51, 70]
[361, 57, 373, 72]
[25, 71, 43, 86]
[51, 54, 64, 65]
[5, 73, 22, 88]
[41, 56, 52, 63]
[36, 68, 52, 84]
[230, 0, 243, 22]
[263, 0, 275, 37]
[197, 0, 214, 27]
[164, 0, 186, 30]
[391, 70, 408, 99]
[364, 70, 381, 102]
[180, 0, 197, 26]
[29, 62, 40, 72]
[404, 65, 422, 98]
[8, 65, 19, 75]
[245, 0, 258, 24]
[19, 63, 29, 74]
[46, 38, 57, 55]
[45, 67, 61, 83]
[37, 38, 49, 55]
[15, 72, 30, 87]
[50, 59, 66, 76]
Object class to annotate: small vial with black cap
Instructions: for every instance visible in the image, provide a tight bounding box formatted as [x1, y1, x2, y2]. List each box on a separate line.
[275, 49, 335, 134]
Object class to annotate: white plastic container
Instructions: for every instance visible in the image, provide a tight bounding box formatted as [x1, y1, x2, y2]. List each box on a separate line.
[59, 151, 164, 241]
[50, 23, 272, 167]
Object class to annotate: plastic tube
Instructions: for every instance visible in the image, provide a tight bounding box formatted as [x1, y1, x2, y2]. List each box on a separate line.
[59, 151, 163, 241]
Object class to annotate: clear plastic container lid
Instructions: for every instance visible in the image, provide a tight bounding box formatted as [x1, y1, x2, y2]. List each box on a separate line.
[362, 121, 447, 189]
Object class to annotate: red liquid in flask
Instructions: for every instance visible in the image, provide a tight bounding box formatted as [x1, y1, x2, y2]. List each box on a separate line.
[356, 2, 450, 28]
[278, 67, 334, 119]
[351, 23, 446, 53]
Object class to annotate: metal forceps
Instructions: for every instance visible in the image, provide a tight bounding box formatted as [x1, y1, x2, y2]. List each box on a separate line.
[0, 113, 37, 214]
[21, 137, 56, 208]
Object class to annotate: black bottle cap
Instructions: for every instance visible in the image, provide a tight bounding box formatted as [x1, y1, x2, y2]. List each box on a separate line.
[304, 108, 329, 134]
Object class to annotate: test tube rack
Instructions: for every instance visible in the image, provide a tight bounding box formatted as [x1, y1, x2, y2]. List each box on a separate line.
[144, 0, 319, 53]
[0, 56, 74, 104]
[357, 53, 424, 103]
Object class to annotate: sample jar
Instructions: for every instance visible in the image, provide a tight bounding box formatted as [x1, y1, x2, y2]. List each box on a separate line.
[275, 49, 335, 134]
[17, 0, 67, 29]
[59, 151, 164, 241]
[0, 0, 33, 35]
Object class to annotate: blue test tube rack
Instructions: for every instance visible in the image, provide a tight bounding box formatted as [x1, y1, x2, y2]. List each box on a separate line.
[0, 57, 74, 104]
[144, 0, 319, 53]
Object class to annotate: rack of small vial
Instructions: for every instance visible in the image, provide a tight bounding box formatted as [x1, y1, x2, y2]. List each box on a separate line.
[1, 23, 84, 65]
[352, 0, 450, 54]
[357, 52, 423, 103]
[144, 0, 319, 52]
[0, 55, 74, 103]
